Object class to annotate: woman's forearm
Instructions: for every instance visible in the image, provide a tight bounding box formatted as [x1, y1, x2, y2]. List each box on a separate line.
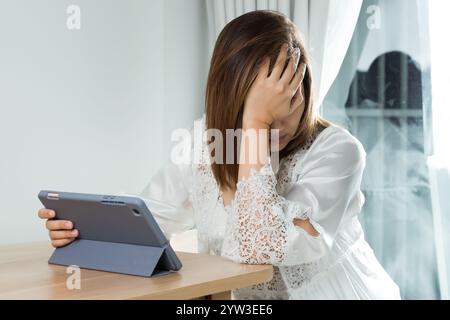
[239, 116, 319, 238]
[238, 117, 271, 181]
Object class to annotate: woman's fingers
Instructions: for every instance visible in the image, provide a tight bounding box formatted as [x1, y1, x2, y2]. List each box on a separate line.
[290, 63, 307, 92]
[38, 208, 55, 219]
[49, 229, 78, 240]
[269, 43, 289, 81]
[39, 208, 77, 247]
[256, 57, 270, 81]
[46, 219, 73, 231]
[281, 48, 301, 86]
[51, 238, 75, 248]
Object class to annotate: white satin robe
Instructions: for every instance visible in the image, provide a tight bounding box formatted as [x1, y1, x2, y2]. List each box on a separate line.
[138, 120, 401, 300]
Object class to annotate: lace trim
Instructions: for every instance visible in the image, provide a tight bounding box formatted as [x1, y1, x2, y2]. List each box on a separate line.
[222, 162, 288, 264]
[276, 125, 326, 194]
[232, 267, 289, 299]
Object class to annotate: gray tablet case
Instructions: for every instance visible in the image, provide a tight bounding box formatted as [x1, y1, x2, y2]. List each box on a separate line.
[38, 190, 182, 277]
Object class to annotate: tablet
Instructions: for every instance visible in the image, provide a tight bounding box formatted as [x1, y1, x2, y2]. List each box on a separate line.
[38, 190, 182, 277]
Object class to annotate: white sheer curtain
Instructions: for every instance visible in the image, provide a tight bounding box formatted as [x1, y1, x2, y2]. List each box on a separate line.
[205, 0, 363, 107]
[320, 0, 450, 299]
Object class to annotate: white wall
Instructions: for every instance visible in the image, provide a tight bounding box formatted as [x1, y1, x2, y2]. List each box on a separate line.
[163, 0, 208, 156]
[0, 0, 208, 245]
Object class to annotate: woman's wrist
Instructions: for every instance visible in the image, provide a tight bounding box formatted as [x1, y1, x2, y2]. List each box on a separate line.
[242, 113, 271, 130]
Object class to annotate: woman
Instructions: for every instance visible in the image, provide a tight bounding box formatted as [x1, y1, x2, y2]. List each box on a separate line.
[37, 10, 401, 299]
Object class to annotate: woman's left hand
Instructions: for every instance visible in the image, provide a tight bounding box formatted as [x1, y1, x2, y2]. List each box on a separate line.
[243, 43, 306, 127]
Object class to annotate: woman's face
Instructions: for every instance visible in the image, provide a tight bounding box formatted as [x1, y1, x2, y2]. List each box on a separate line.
[270, 84, 305, 152]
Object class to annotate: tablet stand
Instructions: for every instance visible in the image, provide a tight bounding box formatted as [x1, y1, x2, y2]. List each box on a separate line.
[49, 239, 172, 277]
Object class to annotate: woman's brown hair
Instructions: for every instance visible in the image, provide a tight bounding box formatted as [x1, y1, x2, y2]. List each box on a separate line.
[205, 10, 330, 190]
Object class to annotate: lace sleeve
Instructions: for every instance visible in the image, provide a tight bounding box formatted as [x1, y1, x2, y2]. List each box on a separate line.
[221, 130, 366, 266]
[221, 163, 321, 266]
[228, 164, 287, 264]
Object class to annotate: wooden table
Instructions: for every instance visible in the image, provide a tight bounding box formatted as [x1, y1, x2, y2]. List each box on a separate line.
[0, 242, 273, 300]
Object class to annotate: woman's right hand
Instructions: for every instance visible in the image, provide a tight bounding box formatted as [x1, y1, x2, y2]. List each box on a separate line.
[243, 43, 304, 126]
[38, 208, 78, 247]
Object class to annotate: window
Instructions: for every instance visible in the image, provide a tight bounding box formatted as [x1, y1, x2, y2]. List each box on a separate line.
[323, 0, 440, 299]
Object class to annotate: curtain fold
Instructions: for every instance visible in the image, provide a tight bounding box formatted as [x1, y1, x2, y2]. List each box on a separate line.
[205, 0, 363, 108]
[306, 0, 363, 108]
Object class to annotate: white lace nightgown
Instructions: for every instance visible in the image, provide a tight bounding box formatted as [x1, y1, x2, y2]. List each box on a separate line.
[138, 119, 401, 300]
